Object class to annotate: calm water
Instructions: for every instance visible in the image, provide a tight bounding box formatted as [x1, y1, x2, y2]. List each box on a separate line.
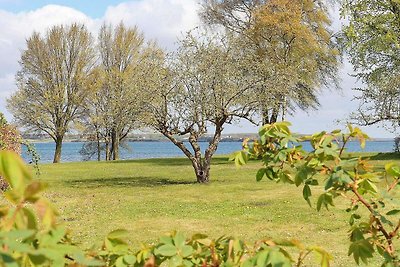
[21, 140, 395, 163]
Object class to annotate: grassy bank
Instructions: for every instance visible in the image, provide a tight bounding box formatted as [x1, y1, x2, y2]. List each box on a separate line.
[35, 152, 400, 266]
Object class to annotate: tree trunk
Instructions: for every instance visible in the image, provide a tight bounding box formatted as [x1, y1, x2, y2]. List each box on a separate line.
[270, 107, 279, 124]
[193, 161, 210, 183]
[96, 131, 101, 161]
[105, 141, 110, 161]
[53, 135, 63, 163]
[111, 128, 119, 160]
[262, 107, 270, 125]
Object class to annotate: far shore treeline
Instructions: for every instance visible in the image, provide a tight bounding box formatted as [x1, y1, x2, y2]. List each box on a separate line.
[5, 0, 400, 183]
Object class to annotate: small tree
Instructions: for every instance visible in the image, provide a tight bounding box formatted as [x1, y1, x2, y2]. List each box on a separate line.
[7, 23, 96, 163]
[144, 33, 260, 183]
[85, 23, 161, 161]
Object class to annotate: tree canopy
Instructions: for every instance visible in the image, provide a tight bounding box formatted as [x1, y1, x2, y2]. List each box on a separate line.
[83, 22, 161, 161]
[144, 32, 260, 182]
[201, 0, 341, 124]
[342, 0, 400, 128]
[7, 23, 96, 163]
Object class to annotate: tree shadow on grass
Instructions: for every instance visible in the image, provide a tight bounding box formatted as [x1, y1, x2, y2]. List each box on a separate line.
[64, 176, 197, 188]
[370, 152, 400, 161]
[110, 157, 232, 166]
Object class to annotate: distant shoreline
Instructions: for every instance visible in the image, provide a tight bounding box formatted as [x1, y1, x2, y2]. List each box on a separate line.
[25, 137, 395, 144]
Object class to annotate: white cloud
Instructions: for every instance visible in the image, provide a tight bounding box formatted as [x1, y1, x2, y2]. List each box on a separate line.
[0, 5, 97, 119]
[103, 0, 199, 49]
[0, 0, 200, 120]
[0, 1, 395, 138]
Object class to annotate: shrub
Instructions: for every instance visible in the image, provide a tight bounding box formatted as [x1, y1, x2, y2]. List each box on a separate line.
[0, 150, 331, 266]
[0, 115, 22, 190]
[232, 122, 400, 266]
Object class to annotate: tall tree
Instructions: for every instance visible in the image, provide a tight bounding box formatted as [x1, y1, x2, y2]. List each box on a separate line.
[94, 23, 160, 160]
[342, 0, 400, 128]
[143, 33, 260, 183]
[201, 0, 340, 124]
[7, 24, 96, 163]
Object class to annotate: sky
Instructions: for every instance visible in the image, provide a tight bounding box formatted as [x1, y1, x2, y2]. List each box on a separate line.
[0, 0, 395, 138]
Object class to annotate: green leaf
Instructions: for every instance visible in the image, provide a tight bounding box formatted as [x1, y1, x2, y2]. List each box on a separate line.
[173, 232, 186, 248]
[317, 193, 334, 211]
[107, 229, 129, 239]
[0, 229, 35, 240]
[256, 251, 269, 267]
[123, 255, 136, 265]
[160, 235, 173, 244]
[0, 252, 19, 267]
[180, 245, 194, 258]
[256, 169, 265, 182]
[28, 253, 47, 265]
[116, 256, 127, 267]
[312, 247, 332, 267]
[155, 244, 177, 257]
[190, 233, 208, 240]
[169, 255, 183, 266]
[385, 163, 400, 177]
[386, 209, 400, 216]
[295, 168, 307, 186]
[0, 151, 32, 197]
[348, 239, 374, 265]
[22, 208, 38, 230]
[358, 179, 378, 195]
[303, 184, 312, 206]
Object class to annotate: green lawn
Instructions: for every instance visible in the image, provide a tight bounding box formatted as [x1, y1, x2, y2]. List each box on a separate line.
[34, 153, 400, 266]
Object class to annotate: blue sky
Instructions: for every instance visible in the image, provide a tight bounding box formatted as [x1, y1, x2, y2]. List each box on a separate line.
[0, 0, 121, 18]
[0, 0, 396, 138]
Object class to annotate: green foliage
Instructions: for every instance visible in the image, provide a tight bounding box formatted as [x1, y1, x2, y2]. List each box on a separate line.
[0, 150, 335, 266]
[233, 122, 400, 266]
[341, 0, 400, 127]
[0, 112, 7, 127]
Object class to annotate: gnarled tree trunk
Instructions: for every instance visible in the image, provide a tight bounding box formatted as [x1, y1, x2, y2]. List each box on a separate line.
[193, 161, 211, 183]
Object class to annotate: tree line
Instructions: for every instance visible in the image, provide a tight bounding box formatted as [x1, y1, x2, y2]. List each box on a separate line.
[13, 0, 395, 183]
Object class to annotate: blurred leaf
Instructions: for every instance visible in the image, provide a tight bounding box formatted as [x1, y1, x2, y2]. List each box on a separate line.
[155, 244, 177, 257]
[107, 229, 129, 239]
[173, 232, 186, 248]
[386, 209, 400, 216]
[348, 239, 374, 265]
[317, 193, 334, 211]
[256, 169, 265, 181]
[0, 151, 31, 192]
[385, 163, 400, 177]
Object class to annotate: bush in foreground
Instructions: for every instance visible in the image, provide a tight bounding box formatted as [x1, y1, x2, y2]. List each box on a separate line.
[0, 150, 329, 266]
[233, 122, 400, 266]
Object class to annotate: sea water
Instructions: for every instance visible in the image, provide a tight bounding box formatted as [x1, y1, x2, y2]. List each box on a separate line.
[21, 140, 395, 163]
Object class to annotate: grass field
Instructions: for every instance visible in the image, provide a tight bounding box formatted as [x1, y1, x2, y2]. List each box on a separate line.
[34, 152, 400, 266]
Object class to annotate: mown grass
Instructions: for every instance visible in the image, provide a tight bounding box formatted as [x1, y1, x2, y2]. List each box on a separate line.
[34, 153, 400, 266]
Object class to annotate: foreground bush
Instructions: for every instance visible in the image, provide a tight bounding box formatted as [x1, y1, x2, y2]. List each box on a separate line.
[0, 114, 22, 190]
[0, 150, 331, 266]
[233, 122, 400, 266]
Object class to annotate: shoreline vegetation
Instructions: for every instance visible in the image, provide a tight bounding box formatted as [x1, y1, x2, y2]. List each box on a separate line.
[23, 134, 395, 144]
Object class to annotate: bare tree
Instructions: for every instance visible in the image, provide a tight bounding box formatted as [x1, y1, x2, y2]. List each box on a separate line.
[93, 22, 162, 160]
[143, 33, 260, 183]
[7, 23, 96, 163]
